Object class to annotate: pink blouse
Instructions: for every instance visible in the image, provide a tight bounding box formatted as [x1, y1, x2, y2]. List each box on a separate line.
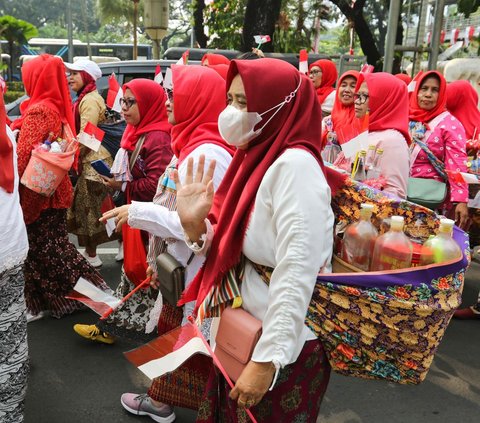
[410, 112, 468, 204]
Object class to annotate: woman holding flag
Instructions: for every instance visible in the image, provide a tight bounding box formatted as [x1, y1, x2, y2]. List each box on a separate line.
[172, 58, 336, 422]
[408, 71, 469, 229]
[64, 59, 114, 268]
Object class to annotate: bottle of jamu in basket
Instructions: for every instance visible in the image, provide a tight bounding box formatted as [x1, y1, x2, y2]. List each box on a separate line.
[370, 216, 413, 271]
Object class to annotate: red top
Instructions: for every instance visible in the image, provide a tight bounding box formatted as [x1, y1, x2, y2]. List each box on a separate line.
[409, 70, 447, 124]
[16, 104, 73, 224]
[446, 80, 480, 140]
[201, 53, 230, 66]
[357, 72, 410, 141]
[331, 70, 360, 144]
[170, 65, 234, 164]
[120, 79, 171, 152]
[0, 87, 13, 193]
[180, 58, 346, 311]
[309, 59, 338, 104]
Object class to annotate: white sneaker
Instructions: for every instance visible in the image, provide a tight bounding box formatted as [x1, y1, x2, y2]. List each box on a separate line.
[115, 242, 124, 262]
[81, 251, 103, 268]
[26, 310, 47, 323]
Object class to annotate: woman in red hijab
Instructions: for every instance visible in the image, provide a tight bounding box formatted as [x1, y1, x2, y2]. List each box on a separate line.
[351, 72, 410, 198]
[409, 71, 469, 228]
[12, 54, 108, 322]
[309, 59, 338, 114]
[174, 59, 334, 422]
[201, 52, 231, 66]
[74, 78, 173, 344]
[395, 73, 412, 85]
[321, 70, 359, 159]
[446, 80, 480, 142]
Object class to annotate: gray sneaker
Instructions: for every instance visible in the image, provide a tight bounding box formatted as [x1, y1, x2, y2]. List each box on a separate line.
[120, 393, 175, 423]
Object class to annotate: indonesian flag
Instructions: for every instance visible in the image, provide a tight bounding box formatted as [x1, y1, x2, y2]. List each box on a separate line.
[299, 49, 308, 74]
[124, 320, 259, 423]
[360, 64, 374, 73]
[464, 26, 475, 47]
[440, 30, 446, 44]
[341, 113, 369, 159]
[66, 277, 121, 316]
[450, 28, 459, 45]
[154, 64, 163, 85]
[163, 68, 173, 90]
[78, 122, 105, 152]
[254, 34, 271, 45]
[176, 50, 189, 65]
[408, 71, 424, 93]
[106, 73, 123, 113]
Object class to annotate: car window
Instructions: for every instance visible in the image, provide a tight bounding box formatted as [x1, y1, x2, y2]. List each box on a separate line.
[123, 73, 155, 84]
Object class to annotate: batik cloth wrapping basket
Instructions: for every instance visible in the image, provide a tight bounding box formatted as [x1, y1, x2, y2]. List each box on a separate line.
[306, 176, 470, 385]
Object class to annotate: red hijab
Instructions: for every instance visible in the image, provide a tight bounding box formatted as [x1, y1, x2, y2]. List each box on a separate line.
[201, 53, 231, 66]
[0, 87, 13, 193]
[171, 65, 234, 164]
[331, 70, 360, 144]
[208, 64, 229, 80]
[395, 73, 412, 85]
[73, 70, 97, 133]
[357, 72, 410, 141]
[409, 70, 447, 124]
[309, 59, 338, 104]
[120, 79, 171, 151]
[11, 54, 75, 132]
[180, 58, 345, 312]
[446, 80, 480, 140]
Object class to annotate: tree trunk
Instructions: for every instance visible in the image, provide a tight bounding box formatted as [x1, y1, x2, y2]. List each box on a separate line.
[242, 0, 282, 52]
[192, 0, 208, 48]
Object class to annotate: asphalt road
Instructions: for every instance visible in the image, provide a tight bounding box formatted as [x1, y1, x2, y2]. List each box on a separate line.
[24, 247, 480, 423]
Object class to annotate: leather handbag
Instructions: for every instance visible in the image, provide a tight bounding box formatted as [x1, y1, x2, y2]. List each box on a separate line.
[407, 177, 447, 210]
[156, 252, 194, 307]
[214, 306, 262, 382]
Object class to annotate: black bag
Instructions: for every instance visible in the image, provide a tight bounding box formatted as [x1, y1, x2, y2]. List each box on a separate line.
[98, 120, 127, 159]
[156, 252, 194, 307]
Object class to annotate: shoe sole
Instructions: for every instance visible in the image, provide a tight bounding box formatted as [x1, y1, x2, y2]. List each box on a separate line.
[120, 397, 176, 423]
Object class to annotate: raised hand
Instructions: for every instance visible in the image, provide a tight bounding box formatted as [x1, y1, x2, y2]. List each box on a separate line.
[172, 155, 216, 244]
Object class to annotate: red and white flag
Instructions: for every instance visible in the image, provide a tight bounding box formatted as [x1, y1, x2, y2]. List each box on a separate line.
[163, 68, 173, 90]
[154, 64, 163, 84]
[299, 49, 308, 74]
[450, 28, 459, 45]
[341, 113, 369, 159]
[78, 122, 105, 152]
[360, 64, 374, 73]
[408, 71, 424, 93]
[66, 277, 121, 316]
[254, 35, 271, 45]
[464, 26, 474, 47]
[106, 73, 123, 113]
[176, 50, 189, 65]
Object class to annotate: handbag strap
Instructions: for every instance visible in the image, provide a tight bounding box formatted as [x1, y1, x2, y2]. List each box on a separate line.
[412, 136, 448, 182]
[129, 135, 146, 170]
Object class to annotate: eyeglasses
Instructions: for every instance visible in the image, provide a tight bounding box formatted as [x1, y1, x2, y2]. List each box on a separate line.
[309, 69, 322, 77]
[164, 88, 173, 102]
[119, 97, 137, 109]
[353, 93, 369, 104]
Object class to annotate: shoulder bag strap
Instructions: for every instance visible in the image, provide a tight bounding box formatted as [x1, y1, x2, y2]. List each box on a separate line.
[129, 135, 146, 170]
[413, 136, 448, 181]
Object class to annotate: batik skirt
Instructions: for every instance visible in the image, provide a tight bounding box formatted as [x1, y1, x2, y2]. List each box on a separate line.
[24, 208, 108, 318]
[196, 339, 331, 423]
[0, 265, 29, 423]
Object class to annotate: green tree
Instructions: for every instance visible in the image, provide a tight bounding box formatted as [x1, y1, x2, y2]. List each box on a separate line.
[458, 0, 480, 17]
[0, 15, 38, 77]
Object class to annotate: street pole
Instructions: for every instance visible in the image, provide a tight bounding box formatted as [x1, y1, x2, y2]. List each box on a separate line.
[133, 0, 139, 60]
[67, 0, 74, 63]
[383, 0, 401, 73]
[428, 0, 445, 70]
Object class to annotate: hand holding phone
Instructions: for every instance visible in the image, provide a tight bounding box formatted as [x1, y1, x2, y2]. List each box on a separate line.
[91, 159, 113, 178]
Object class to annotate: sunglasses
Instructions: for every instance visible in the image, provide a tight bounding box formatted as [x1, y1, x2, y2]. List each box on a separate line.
[119, 97, 137, 109]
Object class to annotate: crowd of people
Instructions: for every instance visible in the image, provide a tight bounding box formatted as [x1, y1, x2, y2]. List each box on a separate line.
[1, 49, 479, 423]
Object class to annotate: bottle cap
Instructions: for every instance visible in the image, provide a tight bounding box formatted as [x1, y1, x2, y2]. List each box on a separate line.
[390, 215, 404, 230]
[376, 148, 384, 154]
[360, 150, 367, 156]
[368, 144, 376, 150]
[438, 218, 454, 233]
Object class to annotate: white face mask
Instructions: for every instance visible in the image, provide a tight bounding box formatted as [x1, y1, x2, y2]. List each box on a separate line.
[218, 78, 303, 147]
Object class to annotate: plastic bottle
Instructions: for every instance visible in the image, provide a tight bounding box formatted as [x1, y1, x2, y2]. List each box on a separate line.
[365, 144, 376, 169]
[341, 203, 378, 271]
[353, 150, 367, 182]
[366, 148, 383, 179]
[419, 218, 462, 265]
[370, 216, 413, 271]
[39, 141, 51, 151]
[50, 141, 62, 153]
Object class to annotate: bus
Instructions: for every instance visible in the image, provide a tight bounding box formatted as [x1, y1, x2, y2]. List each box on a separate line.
[21, 38, 152, 61]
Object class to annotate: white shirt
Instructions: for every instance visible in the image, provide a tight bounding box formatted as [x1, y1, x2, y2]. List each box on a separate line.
[127, 143, 232, 318]
[195, 148, 334, 369]
[321, 90, 336, 115]
[0, 126, 29, 274]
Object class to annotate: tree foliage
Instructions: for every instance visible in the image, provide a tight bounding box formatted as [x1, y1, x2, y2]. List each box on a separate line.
[458, 0, 480, 18]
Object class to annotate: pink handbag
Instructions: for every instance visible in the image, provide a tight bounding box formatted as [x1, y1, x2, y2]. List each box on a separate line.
[214, 306, 262, 382]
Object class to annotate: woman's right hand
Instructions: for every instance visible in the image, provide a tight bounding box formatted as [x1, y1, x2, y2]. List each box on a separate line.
[146, 266, 159, 289]
[172, 155, 216, 244]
